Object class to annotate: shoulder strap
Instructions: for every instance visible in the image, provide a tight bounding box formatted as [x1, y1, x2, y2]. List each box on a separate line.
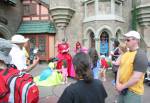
[114, 47, 119, 52]
[3, 64, 17, 76]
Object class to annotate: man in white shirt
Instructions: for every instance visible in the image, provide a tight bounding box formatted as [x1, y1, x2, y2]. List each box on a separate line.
[9, 35, 39, 72]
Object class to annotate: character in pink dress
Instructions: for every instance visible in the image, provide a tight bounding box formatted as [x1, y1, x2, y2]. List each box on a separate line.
[58, 60, 68, 84]
[74, 41, 82, 54]
[74, 41, 88, 54]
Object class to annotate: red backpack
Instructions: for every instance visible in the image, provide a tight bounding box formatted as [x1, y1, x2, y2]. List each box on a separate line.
[0, 65, 39, 103]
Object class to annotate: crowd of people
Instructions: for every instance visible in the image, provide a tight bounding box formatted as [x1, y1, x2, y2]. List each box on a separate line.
[0, 30, 149, 103]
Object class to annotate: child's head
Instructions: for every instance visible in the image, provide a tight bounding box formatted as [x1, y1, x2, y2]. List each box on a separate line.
[119, 43, 127, 54]
[0, 38, 12, 69]
[49, 57, 59, 62]
[76, 41, 81, 49]
[88, 48, 99, 59]
[48, 57, 59, 69]
[48, 62, 55, 69]
[82, 47, 88, 54]
[73, 52, 93, 83]
[113, 40, 120, 48]
[88, 48, 99, 67]
[100, 55, 105, 59]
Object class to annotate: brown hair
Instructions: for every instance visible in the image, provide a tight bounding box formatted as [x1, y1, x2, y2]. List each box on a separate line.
[88, 48, 99, 68]
[76, 41, 81, 49]
[73, 52, 93, 83]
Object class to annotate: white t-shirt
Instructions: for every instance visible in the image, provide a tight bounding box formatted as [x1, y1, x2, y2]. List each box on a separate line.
[9, 44, 27, 70]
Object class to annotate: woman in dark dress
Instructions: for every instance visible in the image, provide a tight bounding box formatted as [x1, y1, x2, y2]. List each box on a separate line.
[111, 40, 120, 61]
[58, 52, 107, 103]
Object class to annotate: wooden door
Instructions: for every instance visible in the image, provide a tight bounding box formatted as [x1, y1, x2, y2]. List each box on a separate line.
[25, 34, 49, 61]
[37, 35, 49, 60]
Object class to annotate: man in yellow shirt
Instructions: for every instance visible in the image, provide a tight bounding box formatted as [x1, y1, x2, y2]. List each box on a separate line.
[116, 31, 148, 103]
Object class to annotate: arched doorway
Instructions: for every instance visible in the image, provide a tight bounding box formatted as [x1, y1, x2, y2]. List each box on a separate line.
[100, 31, 109, 56]
[90, 32, 95, 48]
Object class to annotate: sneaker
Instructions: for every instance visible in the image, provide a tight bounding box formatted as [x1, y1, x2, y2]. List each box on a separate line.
[60, 82, 65, 84]
[114, 100, 117, 103]
[65, 81, 68, 84]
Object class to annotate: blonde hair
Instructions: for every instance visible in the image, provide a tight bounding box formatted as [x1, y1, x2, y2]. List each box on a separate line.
[119, 43, 127, 53]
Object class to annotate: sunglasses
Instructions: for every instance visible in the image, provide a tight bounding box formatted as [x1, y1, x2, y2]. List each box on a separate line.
[125, 39, 131, 42]
[124, 38, 135, 42]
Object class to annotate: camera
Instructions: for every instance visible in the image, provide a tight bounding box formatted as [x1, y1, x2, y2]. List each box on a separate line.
[30, 47, 39, 64]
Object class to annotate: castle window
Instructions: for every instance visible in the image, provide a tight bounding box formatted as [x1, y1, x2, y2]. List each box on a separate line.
[115, 1, 122, 16]
[87, 1, 95, 17]
[23, 4, 37, 16]
[98, 0, 111, 15]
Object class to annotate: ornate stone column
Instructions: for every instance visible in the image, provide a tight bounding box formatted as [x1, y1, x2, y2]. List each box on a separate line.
[111, 0, 115, 15]
[136, 0, 150, 52]
[49, 0, 75, 42]
[94, 38, 100, 54]
[82, 38, 88, 48]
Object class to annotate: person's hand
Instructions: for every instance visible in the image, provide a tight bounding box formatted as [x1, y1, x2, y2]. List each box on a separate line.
[112, 61, 118, 65]
[112, 61, 115, 64]
[116, 82, 125, 92]
[110, 51, 114, 55]
[33, 56, 39, 65]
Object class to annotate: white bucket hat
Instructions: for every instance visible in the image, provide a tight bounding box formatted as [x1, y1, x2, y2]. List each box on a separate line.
[11, 35, 29, 44]
[123, 31, 141, 39]
[0, 38, 12, 64]
[101, 55, 105, 58]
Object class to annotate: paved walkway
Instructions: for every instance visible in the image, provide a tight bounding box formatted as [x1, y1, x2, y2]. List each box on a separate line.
[30, 64, 150, 103]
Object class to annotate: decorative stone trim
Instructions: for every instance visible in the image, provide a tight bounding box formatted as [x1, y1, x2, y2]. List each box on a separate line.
[50, 7, 75, 27]
[94, 38, 99, 41]
[0, 23, 11, 39]
[136, 4, 150, 26]
[82, 38, 88, 41]
[83, 15, 125, 23]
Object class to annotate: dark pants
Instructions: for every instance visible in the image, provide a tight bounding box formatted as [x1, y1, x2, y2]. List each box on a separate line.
[114, 71, 117, 83]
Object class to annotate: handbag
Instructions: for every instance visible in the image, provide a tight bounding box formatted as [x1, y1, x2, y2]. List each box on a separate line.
[112, 64, 119, 72]
[121, 88, 128, 95]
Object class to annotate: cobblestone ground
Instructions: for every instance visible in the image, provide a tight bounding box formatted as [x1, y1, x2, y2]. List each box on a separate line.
[30, 64, 150, 103]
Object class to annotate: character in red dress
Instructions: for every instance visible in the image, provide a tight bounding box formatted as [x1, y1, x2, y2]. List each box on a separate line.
[56, 39, 75, 77]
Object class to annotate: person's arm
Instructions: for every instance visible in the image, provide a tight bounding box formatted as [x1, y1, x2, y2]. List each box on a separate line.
[112, 55, 121, 65]
[24, 56, 39, 72]
[116, 67, 120, 85]
[116, 71, 144, 92]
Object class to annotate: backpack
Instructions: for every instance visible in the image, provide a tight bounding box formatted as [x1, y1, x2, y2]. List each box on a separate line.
[0, 65, 39, 103]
